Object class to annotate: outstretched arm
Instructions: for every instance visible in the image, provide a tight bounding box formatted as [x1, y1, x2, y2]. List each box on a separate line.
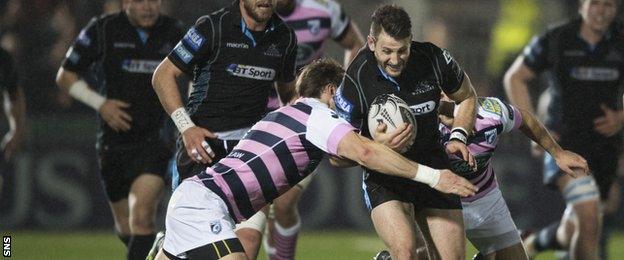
[336, 131, 477, 197]
[446, 73, 477, 168]
[518, 108, 588, 176]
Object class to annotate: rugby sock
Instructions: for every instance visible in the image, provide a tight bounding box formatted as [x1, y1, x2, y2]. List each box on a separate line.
[269, 218, 301, 260]
[117, 233, 131, 247]
[127, 234, 156, 260]
[535, 221, 564, 252]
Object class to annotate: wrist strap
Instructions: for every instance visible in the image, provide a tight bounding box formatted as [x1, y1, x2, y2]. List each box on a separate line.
[68, 80, 106, 110]
[171, 107, 195, 133]
[413, 165, 441, 188]
[450, 127, 468, 144]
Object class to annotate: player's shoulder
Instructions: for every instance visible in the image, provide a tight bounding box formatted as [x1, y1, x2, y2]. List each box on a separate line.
[539, 17, 580, 41]
[409, 41, 446, 62]
[345, 47, 374, 78]
[477, 97, 514, 119]
[86, 12, 122, 27]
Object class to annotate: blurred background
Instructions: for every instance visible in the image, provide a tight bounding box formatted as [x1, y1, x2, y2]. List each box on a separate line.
[0, 0, 623, 259]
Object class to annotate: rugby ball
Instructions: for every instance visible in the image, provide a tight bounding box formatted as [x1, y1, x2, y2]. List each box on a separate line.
[367, 94, 417, 151]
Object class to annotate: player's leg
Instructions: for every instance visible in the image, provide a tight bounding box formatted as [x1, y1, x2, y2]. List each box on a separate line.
[481, 244, 527, 260]
[264, 173, 314, 260]
[163, 180, 247, 260]
[371, 200, 420, 260]
[100, 149, 132, 246]
[128, 173, 165, 260]
[422, 208, 465, 260]
[234, 206, 268, 259]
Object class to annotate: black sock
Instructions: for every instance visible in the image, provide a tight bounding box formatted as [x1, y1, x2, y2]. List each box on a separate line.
[127, 234, 156, 260]
[535, 221, 564, 252]
[117, 233, 131, 247]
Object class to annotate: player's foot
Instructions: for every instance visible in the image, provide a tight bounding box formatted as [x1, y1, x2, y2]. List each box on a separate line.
[146, 231, 165, 260]
[373, 250, 391, 260]
[521, 229, 538, 258]
[472, 252, 485, 260]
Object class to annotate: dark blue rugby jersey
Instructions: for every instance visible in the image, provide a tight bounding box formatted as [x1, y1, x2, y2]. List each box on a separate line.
[167, 0, 298, 132]
[0, 48, 18, 95]
[523, 18, 624, 151]
[62, 12, 184, 146]
[336, 41, 464, 169]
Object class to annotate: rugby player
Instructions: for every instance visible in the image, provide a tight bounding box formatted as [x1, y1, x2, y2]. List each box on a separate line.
[55, 1, 183, 259]
[439, 96, 588, 260]
[154, 58, 477, 260]
[335, 5, 478, 259]
[257, 0, 364, 259]
[504, 0, 623, 258]
[150, 0, 298, 258]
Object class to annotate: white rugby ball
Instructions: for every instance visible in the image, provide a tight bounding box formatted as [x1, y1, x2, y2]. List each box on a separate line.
[367, 94, 417, 151]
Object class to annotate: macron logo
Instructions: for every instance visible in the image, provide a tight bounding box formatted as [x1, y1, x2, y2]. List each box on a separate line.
[226, 42, 249, 49]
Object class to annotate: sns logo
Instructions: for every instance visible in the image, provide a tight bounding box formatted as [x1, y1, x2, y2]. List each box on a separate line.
[410, 101, 436, 115]
[227, 64, 276, 81]
[3, 236, 10, 257]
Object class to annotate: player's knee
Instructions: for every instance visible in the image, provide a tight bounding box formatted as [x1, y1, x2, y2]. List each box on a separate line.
[130, 208, 156, 232]
[563, 176, 600, 209]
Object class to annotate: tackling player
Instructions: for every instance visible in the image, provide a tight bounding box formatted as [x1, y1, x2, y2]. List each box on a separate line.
[154, 58, 477, 260]
[55, 1, 183, 259]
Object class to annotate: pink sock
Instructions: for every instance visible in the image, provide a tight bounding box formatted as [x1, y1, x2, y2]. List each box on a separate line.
[268, 218, 301, 260]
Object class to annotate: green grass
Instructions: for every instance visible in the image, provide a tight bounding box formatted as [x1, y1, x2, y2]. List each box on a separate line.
[4, 230, 624, 259]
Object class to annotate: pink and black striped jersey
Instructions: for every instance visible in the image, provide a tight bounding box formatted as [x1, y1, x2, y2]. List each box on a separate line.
[440, 97, 523, 202]
[192, 98, 355, 222]
[280, 0, 350, 68]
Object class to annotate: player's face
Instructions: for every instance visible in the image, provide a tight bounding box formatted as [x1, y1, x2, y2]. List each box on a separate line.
[368, 30, 411, 78]
[125, 0, 161, 29]
[579, 0, 618, 33]
[242, 0, 276, 23]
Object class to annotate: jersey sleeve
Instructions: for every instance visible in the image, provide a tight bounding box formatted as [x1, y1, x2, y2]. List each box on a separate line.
[327, 0, 350, 40]
[522, 33, 550, 73]
[167, 16, 215, 74]
[306, 104, 356, 156]
[334, 74, 364, 131]
[277, 30, 298, 83]
[0, 48, 19, 94]
[428, 43, 465, 95]
[486, 97, 523, 133]
[61, 17, 102, 75]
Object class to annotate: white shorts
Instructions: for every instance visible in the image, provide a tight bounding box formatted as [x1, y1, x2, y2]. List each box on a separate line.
[462, 187, 521, 254]
[163, 180, 237, 259]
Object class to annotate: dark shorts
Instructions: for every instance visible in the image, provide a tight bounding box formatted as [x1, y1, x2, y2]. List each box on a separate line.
[173, 135, 239, 186]
[98, 140, 173, 202]
[543, 151, 619, 200]
[362, 171, 462, 210]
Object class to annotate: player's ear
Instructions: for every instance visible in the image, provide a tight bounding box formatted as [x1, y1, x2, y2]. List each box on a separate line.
[367, 35, 376, 51]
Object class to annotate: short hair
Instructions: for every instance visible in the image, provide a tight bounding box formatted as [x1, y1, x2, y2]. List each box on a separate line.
[296, 58, 344, 98]
[370, 5, 412, 39]
[579, 0, 620, 6]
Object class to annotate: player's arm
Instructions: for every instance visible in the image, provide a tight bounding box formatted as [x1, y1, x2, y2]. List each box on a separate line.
[335, 22, 364, 67]
[445, 73, 477, 167]
[56, 18, 133, 132]
[504, 56, 538, 114]
[518, 108, 588, 177]
[336, 131, 477, 197]
[275, 30, 299, 106]
[1, 75, 26, 160]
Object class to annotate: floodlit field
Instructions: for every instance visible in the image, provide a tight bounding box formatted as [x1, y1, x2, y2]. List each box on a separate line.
[5, 230, 624, 259]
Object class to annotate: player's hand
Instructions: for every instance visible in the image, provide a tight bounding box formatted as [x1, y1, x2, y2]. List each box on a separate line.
[373, 122, 414, 153]
[554, 150, 589, 178]
[594, 104, 623, 137]
[1, 130, 22, 161]
[99, 99, 132, 132]
[433, 169, 478, 197]
[446, 141, 476, 171]
[182, 126, 217, 164]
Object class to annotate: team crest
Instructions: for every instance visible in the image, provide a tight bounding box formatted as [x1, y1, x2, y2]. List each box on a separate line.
[478, 99, 503, 117]
[210, 220, 222, 234]
[307, 19, 321, 35]
[264, 44, 282, 57]
[484, 128, 497, 144]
